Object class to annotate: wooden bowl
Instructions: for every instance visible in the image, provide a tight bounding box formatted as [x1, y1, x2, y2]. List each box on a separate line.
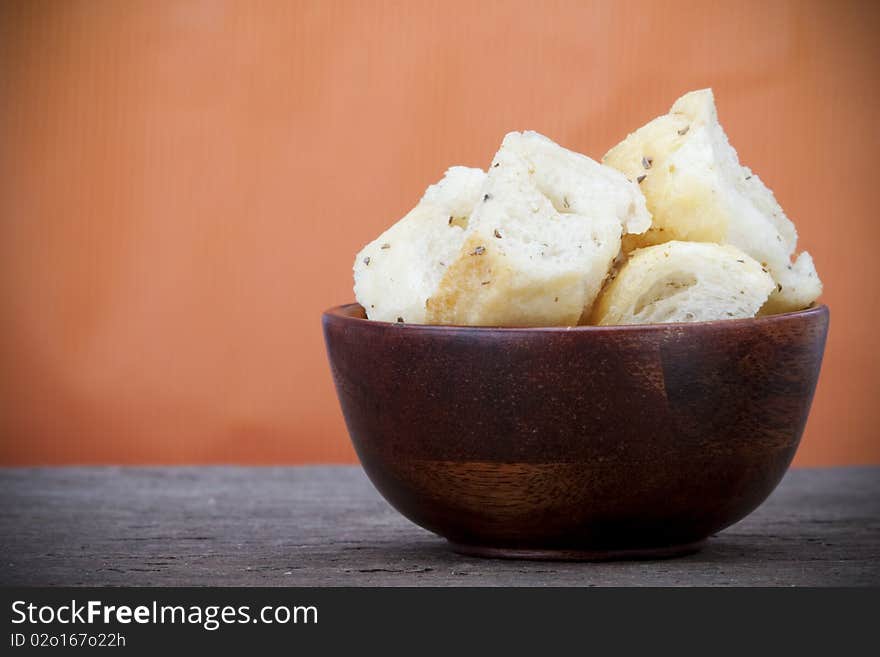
[322, 303, 829, 560]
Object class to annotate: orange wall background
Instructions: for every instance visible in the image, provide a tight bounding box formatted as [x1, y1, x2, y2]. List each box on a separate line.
[1, 0, 878, 465]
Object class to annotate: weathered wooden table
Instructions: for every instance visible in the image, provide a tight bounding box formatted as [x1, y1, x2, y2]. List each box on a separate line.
[1, 466, 877, 586]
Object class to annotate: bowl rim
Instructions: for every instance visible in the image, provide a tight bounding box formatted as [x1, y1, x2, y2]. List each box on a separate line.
[323, 302, 828, 333]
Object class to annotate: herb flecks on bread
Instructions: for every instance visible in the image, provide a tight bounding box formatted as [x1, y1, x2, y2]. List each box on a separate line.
[353, 166, 486, 323]
[592, 241, 775, 325]
[602, 88, 821, 314]
[425, 131, 650, 326]
[352, 90, 822, 326]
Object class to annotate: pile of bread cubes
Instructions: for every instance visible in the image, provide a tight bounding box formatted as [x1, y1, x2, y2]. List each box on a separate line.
[354, 89, 822, 327]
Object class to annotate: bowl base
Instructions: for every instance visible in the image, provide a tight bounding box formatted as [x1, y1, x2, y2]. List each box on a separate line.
[448, 539, 705, 562]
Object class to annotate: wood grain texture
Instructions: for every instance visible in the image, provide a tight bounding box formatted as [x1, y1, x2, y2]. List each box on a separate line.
[0, 466, 877, 586]
[324, 303, 828, 556]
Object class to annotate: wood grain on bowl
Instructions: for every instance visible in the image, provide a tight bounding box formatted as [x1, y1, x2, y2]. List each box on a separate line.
[322, 304, 829, 560]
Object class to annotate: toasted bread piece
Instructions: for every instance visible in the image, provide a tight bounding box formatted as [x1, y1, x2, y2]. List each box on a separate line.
[353, 166, 485, 323]
[759, 251, 822, 316]
[425, 131, 650, 326]
[592, 241, 775, 325]
[603, 89, 821, 313]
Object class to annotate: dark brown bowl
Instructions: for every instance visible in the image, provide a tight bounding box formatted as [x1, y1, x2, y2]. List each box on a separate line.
[322, 303, 829, 560]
